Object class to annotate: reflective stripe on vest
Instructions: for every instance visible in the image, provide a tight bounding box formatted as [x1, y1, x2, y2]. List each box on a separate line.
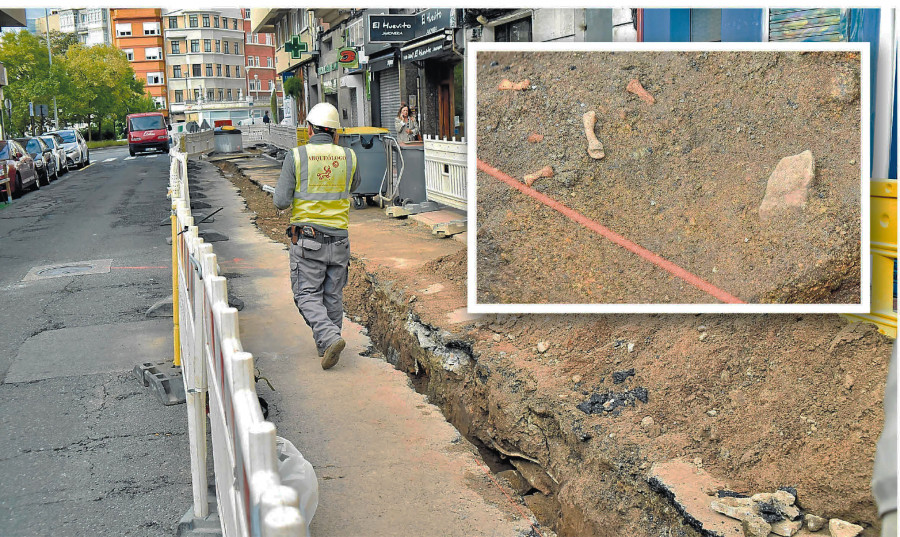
[291, 144, 357, 230]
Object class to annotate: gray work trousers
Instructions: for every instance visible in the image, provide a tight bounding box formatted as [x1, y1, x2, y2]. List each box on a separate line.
[289, 236, 350, 353]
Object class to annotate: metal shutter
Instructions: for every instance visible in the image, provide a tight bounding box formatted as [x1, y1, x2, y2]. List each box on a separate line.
[769, 9, 847, 42]
[377, 67, 401, 131]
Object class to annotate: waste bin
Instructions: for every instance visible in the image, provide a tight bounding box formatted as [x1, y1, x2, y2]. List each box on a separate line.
[214, 126, 243, 153]
[337, 127, 390, 209]
[393, 142, 426, 205]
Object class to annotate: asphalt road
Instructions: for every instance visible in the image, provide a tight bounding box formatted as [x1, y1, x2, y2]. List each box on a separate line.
[0, 145, 193, 536]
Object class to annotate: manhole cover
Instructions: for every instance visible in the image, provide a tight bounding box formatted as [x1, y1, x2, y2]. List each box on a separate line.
[23, 259, 113, 282]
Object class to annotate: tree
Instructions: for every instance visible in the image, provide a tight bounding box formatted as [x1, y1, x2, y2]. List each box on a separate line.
[270, 89, 278, 124]
[65, 44, 147, 140]
[38, 31, 79, 56]
[283, 75, 304, 126]
[0, 30, 66, 135]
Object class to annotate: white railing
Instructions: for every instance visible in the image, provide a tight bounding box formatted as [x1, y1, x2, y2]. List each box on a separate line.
[423, 135, 467, 211]
[169, 148, 306, 536]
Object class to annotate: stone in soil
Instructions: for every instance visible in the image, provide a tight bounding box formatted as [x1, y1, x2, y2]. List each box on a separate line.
[536, 341, 550, 354]
[576, 387, 648, 415]
[758, 150, 815, 221]
[804, 513, 826, 531]
[742, 515, 772, 537]
[828, 518, 864, 537]
[612, 368, 635, 384]
[497, 469, 532, 495]
[711, 496, 755, 520]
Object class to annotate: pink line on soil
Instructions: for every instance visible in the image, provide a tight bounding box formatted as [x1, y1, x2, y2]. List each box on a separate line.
[476, 159, 746, 305]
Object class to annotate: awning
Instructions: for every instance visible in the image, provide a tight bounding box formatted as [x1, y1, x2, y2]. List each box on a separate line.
[367, 51, 398, 72]
[400, 34, 453, 64]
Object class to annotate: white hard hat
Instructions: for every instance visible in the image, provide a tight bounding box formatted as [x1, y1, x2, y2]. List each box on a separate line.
[307, 103, 341, 130]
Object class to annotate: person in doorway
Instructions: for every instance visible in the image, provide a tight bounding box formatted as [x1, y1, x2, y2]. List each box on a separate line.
[273, 103, 359, 370]
[394, 103, 419, 143]
[263, 110, 270, 124]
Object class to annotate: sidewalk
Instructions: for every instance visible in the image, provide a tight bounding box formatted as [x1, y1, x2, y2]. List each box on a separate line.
[192, 160, 533, 536]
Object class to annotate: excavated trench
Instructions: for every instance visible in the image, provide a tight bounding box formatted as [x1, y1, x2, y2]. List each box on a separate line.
[344, 268, 702, 537]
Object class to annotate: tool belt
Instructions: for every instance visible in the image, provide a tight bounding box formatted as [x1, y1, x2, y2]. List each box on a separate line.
[286, 225, 342, 245]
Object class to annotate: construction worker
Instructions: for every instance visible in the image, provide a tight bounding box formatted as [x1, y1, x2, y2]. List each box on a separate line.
[273, 103, 359, 370]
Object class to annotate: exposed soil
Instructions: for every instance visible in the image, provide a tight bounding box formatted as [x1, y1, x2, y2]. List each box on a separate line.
[476, 51, 862, 305]
[216, 155, 891, 537]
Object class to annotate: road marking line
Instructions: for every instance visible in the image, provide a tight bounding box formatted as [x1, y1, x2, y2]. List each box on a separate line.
[147, 154, 159, 158]
[125, 156, 136, 160]
[476, 158, 747, 305]
[103, 157, 117, 162]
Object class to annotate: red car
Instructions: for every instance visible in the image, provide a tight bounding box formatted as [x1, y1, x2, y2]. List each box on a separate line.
[126, 112, 170, 156]
[1, 139, 40, 199]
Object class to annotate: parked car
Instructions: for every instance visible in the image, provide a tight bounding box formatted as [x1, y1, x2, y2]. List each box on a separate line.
[40, 134, 68, 175]
[1, 139, 40, 197]
[49, 129, 89, 169]
[125, 112, 170, 156]
[15, 136, 56, 185]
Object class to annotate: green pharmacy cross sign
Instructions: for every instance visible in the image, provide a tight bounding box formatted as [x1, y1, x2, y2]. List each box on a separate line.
[284, 35, 308, 59]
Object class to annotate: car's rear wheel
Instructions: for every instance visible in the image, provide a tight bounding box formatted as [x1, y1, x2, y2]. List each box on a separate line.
[13, 173, 23, 198]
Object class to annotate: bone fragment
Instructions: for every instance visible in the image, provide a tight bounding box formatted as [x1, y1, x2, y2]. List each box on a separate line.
[524, 166, 554, 186]
[498, 79, 530, 91]
[626, 78, 655, 104]
[582, 111, 605, 160]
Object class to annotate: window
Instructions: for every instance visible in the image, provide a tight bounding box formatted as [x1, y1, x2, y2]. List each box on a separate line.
[266, 34, 271, 45]
[222, 40, 228, 54]
[173, 65, 182, 78]
[143, 22, 160, 36]
[495, 18, 532, 42]
[206, 63, 213, 76]
[215, 40, 220, 52]
[227, 89, 232, 100]
[268, 80, 274, 90]
[123, 48, 134, 61]
[222, 17, 227, 28]
[235, 65, 240, 77]
[213, 15, 219, 28]
[190, 39, 199, 53]
[174, 90, 183, 102]
[216, 64, 222, 76]
[255, 56, 260, 67]
[217, 89, 223, 101]
[171, 41, 180, 54]
[168, 16, 178, 29]
[204, 39, 211, 52]
[144, 47, 161, 61]
[115, 23, 132, 37]
[233, 42, 239, 55]
[202, 14, 210, 28]
[192, 64, 201, 77]
[189, 14, 198, 28]
[146, 72, 163, 85]
[232, 19, 237, 30]
[153, 97, 166, 109]
[225, 65, 230, 77]
[194, 89, 200, 100]
[267, 57, 272, 68]
[206, 89, 214, 100]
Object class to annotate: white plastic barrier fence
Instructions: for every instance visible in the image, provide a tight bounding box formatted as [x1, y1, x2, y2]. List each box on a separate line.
[423, 135, 467, 210]
[266, 125, 299, 151]
[242, 125, 269, 145]
[177, 130, 216, 156]
[169, 149, 306, 536]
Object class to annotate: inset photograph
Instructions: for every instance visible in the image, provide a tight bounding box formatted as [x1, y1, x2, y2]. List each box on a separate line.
[472, 45, 868, 312]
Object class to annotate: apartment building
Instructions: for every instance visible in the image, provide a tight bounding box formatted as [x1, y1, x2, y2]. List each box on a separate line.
[111, 9, 167, 114]
[242, 8, 282, 114]
[58, 8, 112, 46]
[163, 8, 250, 122]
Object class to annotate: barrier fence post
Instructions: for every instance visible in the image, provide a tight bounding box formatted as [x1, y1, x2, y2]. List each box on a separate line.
[171, 210, 181, 367]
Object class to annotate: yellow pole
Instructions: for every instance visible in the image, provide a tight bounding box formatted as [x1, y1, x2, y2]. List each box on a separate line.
[171, 210, 182, 366]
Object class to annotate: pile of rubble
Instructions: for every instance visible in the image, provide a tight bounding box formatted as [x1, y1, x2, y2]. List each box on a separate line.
[711, 489, 864, 537]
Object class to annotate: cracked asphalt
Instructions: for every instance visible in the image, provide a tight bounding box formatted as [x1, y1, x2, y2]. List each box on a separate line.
[0, 146, 192, 536]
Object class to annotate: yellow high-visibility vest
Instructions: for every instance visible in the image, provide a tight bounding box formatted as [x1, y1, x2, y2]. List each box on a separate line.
[291, 144, 357, 230]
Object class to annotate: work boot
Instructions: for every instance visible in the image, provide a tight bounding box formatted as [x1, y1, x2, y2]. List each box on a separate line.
[321, 338, 346, 370]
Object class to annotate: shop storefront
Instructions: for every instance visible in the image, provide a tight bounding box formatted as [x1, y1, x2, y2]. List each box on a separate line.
[365, 49, 401, 130]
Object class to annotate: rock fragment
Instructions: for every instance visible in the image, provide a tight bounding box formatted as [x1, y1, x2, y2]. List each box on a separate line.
[742, 515, 772, 537]
[804, 514, 826, 531]
[626, 78, 656, 104]
[758, 150, 815, 221]
[526, 133, 544, 143]
[770, 518, 802, 536]
[536, 341, 550, 353]
[828, 519, 864, 537]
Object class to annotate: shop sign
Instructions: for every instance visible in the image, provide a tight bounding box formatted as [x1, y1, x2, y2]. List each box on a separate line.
[368, 9, 457, 43]
[401, 37, 449, 63]
[323, 79, 338, 95]
[338, 47, 359, 69]
[368, 14, 416, 43]
[317, 62, 339, 75]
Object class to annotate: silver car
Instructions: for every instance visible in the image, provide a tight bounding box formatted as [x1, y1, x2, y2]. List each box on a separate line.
[49, 129, 90, 169]
[40, 134, 68, 175]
